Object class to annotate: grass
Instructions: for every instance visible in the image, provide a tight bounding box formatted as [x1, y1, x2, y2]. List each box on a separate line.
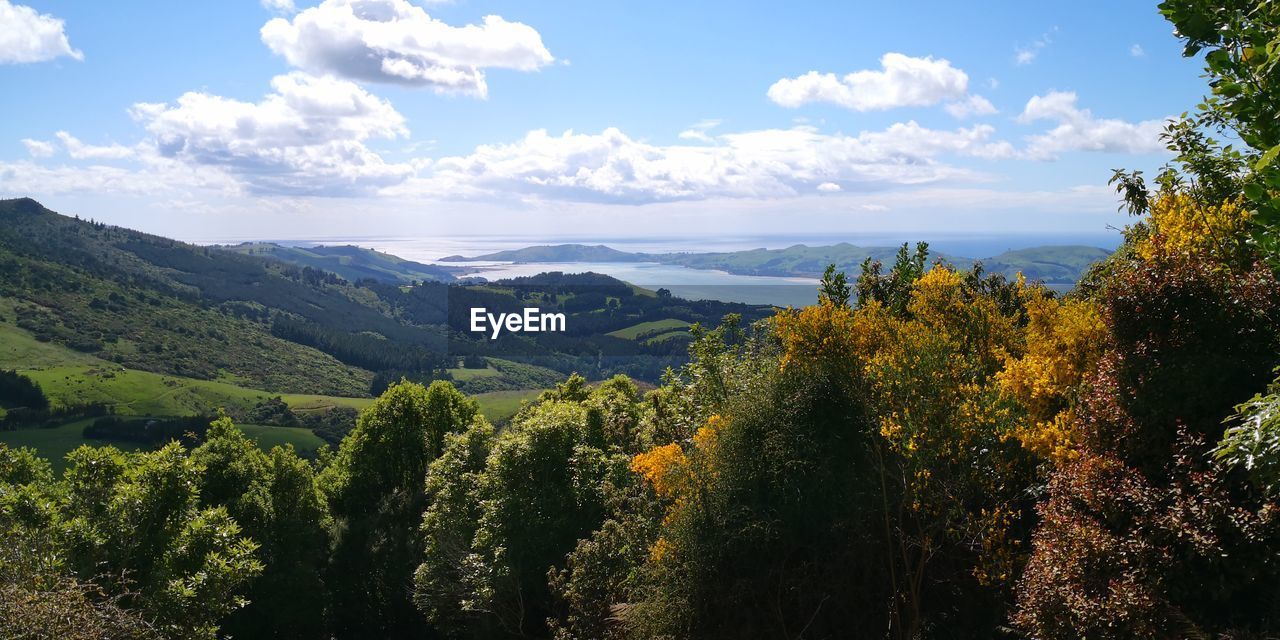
[607, 318, 691, 340]
[238, 424, 326, 454]
[473, 389, 542, 424]
[0, 419, 146, 473]
[23, 365, 278, 416]
[447, 366, 502, 382]
[0, 301, 102, 369]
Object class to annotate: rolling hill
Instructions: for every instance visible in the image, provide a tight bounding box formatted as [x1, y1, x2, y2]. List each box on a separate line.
[220, 242, 459, 283]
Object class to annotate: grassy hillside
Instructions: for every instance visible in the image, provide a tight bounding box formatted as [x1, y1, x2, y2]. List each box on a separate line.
[0, 198, 379, 395]
[220, 242, 458, 283]
[607, 318, 692, 340]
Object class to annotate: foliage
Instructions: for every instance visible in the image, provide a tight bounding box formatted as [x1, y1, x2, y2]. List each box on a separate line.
[0, 369, 48, 411]
[1159, 0, 1280, 254]
[997, 285, 1107, 463]
[1016, 442, 1280, 639]
[321, 380, 479, 638]
[1216, 381, 1280, 497]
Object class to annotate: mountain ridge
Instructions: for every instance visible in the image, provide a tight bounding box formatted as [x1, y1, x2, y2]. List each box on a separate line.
[439, 242, 1113, 284]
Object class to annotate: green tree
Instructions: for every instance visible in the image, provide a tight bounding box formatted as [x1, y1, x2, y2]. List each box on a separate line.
[191, 416, 332, 638]
[414, 420, 497, 637]
[321, 380, 478, 638]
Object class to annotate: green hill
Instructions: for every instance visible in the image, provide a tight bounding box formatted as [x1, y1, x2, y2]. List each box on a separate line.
[0, 198, 376, 396]
[221, 242, 458, 284]
[982, 245, 1114, 284]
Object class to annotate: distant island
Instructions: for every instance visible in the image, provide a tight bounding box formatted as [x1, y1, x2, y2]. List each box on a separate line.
[440, 242, 1114, 285]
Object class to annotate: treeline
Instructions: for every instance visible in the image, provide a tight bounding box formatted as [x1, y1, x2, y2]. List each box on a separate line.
[270, 315, 449, 374]
[0, 369, 48, 411]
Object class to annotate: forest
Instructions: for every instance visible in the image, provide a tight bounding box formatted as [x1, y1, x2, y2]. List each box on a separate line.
[6, 2, 1280, 639]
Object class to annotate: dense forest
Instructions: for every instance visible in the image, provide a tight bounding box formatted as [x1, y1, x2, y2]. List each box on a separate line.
[7, 2, 1280, 638]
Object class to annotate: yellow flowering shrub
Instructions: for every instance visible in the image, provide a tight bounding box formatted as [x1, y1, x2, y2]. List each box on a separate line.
[774, 299, 887, 374]
[630, 443, 687, 499]
[1137, 194, 1250, 262]
[997, 286, 1105, 463]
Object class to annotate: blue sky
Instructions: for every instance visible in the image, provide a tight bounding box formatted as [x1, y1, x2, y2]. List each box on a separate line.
[0, 0, 1210, 245]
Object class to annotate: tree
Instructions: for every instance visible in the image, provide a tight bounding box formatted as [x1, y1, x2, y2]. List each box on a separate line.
[414, 420, 497, 637]
[818, 263, 851, 307]
[191, 417, 332, 638]
[320, 380, 478, 638]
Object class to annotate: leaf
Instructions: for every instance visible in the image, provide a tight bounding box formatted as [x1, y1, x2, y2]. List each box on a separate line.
[1255, 145, 1280, 171]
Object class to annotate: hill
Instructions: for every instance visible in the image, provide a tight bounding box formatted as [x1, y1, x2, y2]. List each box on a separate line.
[442, 241, 1113, 285]
[0, 198, 374, 396]
[220, 242, 459, 284]
[0, 198, 767, 404]
[981, 245, 1113, 284]
[440, 243, 641, 263]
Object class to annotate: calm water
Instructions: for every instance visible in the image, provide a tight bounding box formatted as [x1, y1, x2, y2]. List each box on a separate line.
[446, 261, 821, 307]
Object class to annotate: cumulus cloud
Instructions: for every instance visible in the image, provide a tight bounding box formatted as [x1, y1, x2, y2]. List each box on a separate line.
[260, 0, 553, 97]
[1130, 44, 1145, 58]
[945, 95, 998, 119]
[55, 131, 136, 160]
[21, 138, 54, 158]
[392, 121, 1012, 204]
[0, 0, 82, 64]
[1018, 90, 1168, 159]
[130, 71, 414, 196]
[768, 53, 970, 111]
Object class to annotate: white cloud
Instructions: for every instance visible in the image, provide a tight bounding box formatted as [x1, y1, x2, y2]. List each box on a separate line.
[55, 131, 136, 160]
[817, 182, 841, 193]
[1130, 44, 1145, 58]
[0, 0, 82, 64]
[1015, 29, 1055, 65]
[130, 71, 414, 196]
[260, 0, 553, 97]
[945, 94, 998, 119]
[768, 53, 970, 112]
[0, 158, 238, 198]
[392, 121, 1013, 204]
[261, 0, 296, 15]
[21, 138, 54, 158]
[677, 119, 722, 143]
[1018, 90, 1168, 159]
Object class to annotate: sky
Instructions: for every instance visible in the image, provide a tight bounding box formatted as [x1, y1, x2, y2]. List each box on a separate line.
[0, 0, 1211, 246]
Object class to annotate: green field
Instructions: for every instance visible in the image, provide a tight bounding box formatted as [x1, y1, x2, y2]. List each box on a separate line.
[238, 424, 327, 453]
[0, 419, 146, 472]
[447, 366, 502, 381]
[472, 389, 541, 423]
[607, 318, 692, 340]
[0, 310, 101, 368]
[23, 365, 280, 416]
